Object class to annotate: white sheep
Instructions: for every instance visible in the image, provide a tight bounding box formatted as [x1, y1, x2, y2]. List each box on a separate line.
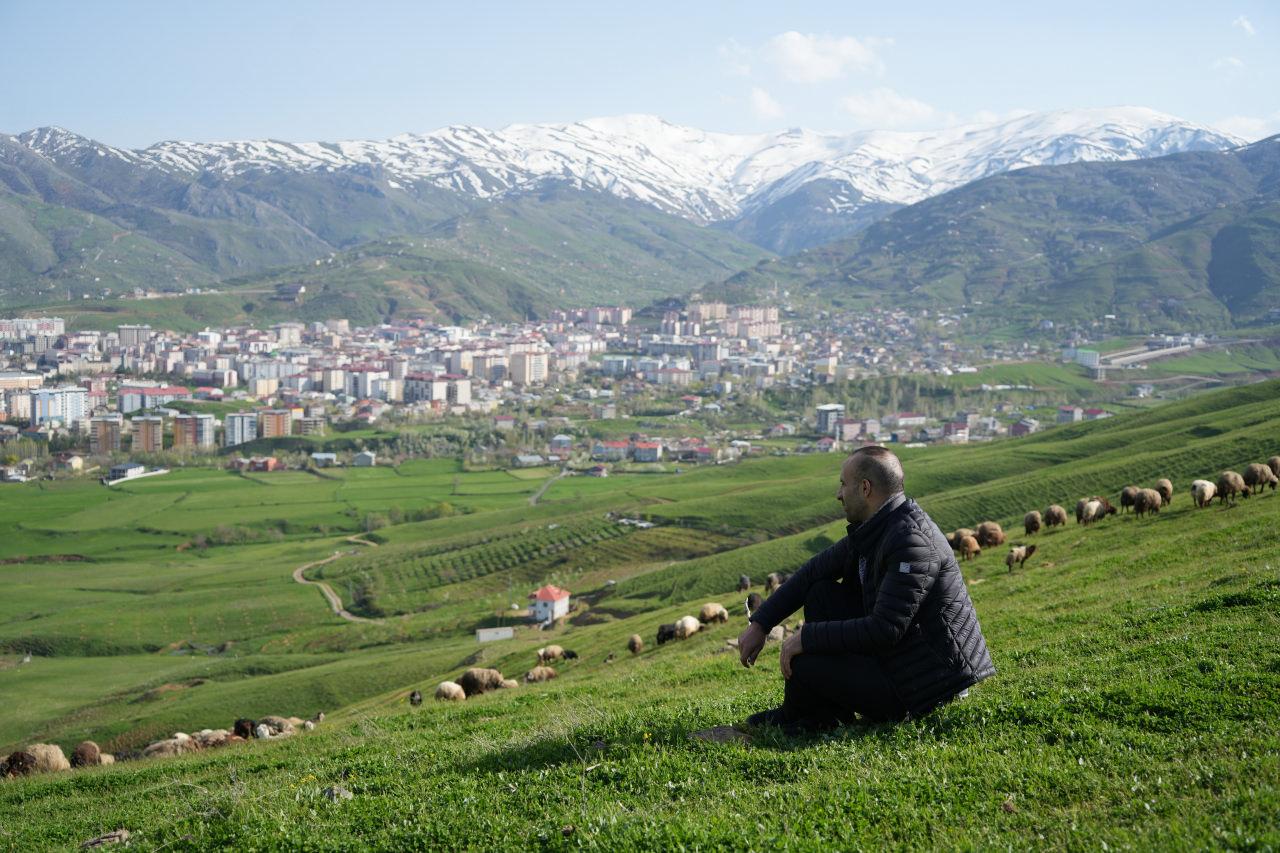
[698, 602, 729, 624]
[435, 681, 466, 701]
[1191, 479, 1216, 508]
[26, 744, 70, 773]
[673, 615, 702, 640]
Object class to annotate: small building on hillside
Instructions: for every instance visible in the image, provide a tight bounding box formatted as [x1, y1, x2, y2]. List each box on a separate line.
[353, 450, 377, 467]
[528, 584, 571, 624]
[476, 626, 515, 643]
[109, 462, 144, 481]
[310, 452, 338, 467]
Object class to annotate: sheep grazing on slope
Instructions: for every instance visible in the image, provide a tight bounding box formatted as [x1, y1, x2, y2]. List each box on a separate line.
[1155, 479, 1174, 506]
[458, 668, 518, 697]
[1080, 500, 1107, 525]
[975, 521, 1005, 548]
[233, 718, 256, 739]
[1217, 471, 1250, 506]
[656, 623, 677, 645]
[1005, 544, 1037, 572]
[1133, 488, 1163, 517]
[71, 741, 102, 768]
[1268, 456, 1280, 478]
[958, 535, 981, 561]
[745, 592, 763, 618]
[191, 729, 231, 750]
[1044, 505, 1068, 528]
[698, 602, 729, 624]
[737, 574, 751, 591]
[1024, 511, 1042, 536]
[435, 681, 466, 701]
[947, 528, 975, 551]
[258, 716, 295, 737]
[673, 615, 703, 640]
[1191, 479, 1217, 508]
[143, 736, 195, 758]
[1120, 486, 1139, 514]
[1244, 462, 1278, 494]
[764, 572, 785, 595]
[537, 645, 565, 664]
[627, 634, 644, 655]
[524, 666, 558, 683]
[26, 744, 70, 773]
[1076, 497, 1115, 524]
[562, 650, 578, 660]
[2, 751, 37, 778]
[409, 690, 423, 707]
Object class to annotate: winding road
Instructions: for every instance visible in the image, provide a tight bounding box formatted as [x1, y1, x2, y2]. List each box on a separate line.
[291, 537, 383, 624]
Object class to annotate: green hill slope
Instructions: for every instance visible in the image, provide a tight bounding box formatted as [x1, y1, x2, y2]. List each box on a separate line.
[1, 382, 1278, 847]
[717, 138, 1280, 331]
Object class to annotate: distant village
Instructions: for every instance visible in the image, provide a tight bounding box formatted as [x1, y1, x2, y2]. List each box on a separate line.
[0, 303, 1206, 482]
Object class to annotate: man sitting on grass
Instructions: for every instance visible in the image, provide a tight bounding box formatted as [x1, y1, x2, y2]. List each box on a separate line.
[737, 445, 995, 734]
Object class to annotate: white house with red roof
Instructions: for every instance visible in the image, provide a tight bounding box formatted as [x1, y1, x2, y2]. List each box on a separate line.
[529, 584, 571, 624]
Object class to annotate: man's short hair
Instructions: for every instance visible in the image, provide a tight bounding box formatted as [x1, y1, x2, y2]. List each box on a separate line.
[848, 445, 904, 495]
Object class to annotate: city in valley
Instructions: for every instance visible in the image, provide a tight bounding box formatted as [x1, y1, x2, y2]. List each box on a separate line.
[0, 302, 1218, 482]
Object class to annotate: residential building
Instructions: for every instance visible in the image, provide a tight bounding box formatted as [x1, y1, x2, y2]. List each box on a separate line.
[509, 351, 549, 385]
[119, 385, 190, 414]
[224, 412, 259, 447]
[1011, 418, 1040, 437]
[109, 462, 145, 481]
[259, 409, 293, 438]
[528, 584, 571, 624]
[354, 450, 377, 467]
[131, 416, 164, 453]
[89, 415, 123, 453]
[30, 386, 88, 426]
[815, 403, 845, 436]
[118, 324, 153, 348]
[172, 413, 216, 450]
[1057, 406, 1084, 424]
[633, 442, 663, 462]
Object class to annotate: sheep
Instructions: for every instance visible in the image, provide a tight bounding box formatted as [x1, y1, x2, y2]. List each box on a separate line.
[1217, 471, 1250, 506]
[458, 668, 518, 697]
[673, 615, 703, 640]
[233, 718, 256, 739]
[1120, 486, 1139, 513]
[537, 645, 565, 664]
[191, 729, 231, 750]
[958, 535, 980, 561]
[253, 724, 273, 741]
[26, 744, 70, 774]
[1155, 479, 1174, 506]
[1080, 500, 1104, 525]
[409, 690, 423, 707]
[737, 574, 751, 591]
[947, 528, 975, 550]
[1191, 479, 1216, 508]
[1044, 505, 1068, 527]
[99, 753, 115, 765]
[71, 741, 102, 768]
[524, 666, 558, 683]
[1133, 488, 1163, 517]
[303, 720, 315, 732]
[1076, 497, 1115, 524]
[259, 716, 295, 736]
[975, 521, 1005, 548]
[1075, 498, 1090, 524]
[627, 634, 644, 655]
[435, 681, 466, 701]
[2, 751, 36, 778]
[143, 737, 196, 758]
[1244, 462, 1278, 494]
[562, 650, 578, 660]
[1005, 545, 1037, 572]
[1269, 456, 1280, 477]
[656, 623, 677, 645]
[764, 572, 784, 595]
[1023, 510, 1042, 536]
[698, 602, 729, 624]
[745, 592, 763, 618]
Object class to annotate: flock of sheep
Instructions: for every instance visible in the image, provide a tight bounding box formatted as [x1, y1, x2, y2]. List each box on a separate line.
[1, 712, 324, 780]
[945, 455, 1280, 571]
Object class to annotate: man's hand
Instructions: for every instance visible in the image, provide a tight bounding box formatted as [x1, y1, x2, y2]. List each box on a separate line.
[738, 622, 766, 668]
[780, 629, 804, 680]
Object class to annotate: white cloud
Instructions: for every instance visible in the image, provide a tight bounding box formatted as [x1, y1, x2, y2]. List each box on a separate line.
[766, 31, 886, 83]
[749, 87, 784, 120]
[718, 39, 752, 78]
[841, 88, 940, 128]
[1232, 14, 1256, 36]
[1216, 112, 1280, 142]
[1211, 56, 1245, 71]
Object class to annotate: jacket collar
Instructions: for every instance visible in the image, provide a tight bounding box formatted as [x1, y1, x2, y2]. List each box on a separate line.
[846, 492, 908, 551]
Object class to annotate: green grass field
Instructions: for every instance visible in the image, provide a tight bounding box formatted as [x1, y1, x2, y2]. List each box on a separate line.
[1, 380, 1278, 849]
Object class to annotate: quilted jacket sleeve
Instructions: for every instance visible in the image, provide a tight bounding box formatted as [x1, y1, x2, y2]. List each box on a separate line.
[748, 538, 850, 632]
[800, 529, 938, 654]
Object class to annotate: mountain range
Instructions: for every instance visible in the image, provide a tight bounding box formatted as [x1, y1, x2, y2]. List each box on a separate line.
[0, 108, 1261, 326]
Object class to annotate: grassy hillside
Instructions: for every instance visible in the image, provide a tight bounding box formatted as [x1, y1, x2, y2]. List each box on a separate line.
[1, 381, 1278, 848]
[715, 139, 1280, 331]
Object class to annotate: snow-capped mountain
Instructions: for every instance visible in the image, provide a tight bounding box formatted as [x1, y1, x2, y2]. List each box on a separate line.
[15, 107, 1241, 228]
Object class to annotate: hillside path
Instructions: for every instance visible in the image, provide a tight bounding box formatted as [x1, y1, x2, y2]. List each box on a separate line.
[292, 552, 381, 624]
[529, 468, 569, 505]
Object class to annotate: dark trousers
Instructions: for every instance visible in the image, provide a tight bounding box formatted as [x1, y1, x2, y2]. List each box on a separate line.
[781, 578, 907, 724]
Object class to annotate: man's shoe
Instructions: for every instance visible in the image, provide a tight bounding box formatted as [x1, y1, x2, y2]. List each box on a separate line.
[738, 707, 807, 737]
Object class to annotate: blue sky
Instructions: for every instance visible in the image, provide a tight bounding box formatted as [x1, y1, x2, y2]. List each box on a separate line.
[1, 1, 1275, 146]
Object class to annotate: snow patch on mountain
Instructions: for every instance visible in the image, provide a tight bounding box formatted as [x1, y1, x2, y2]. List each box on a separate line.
[15, 108, 1242, 224]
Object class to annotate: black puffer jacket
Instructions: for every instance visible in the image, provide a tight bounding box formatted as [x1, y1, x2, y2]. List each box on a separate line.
[750, 493, 995, 717]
